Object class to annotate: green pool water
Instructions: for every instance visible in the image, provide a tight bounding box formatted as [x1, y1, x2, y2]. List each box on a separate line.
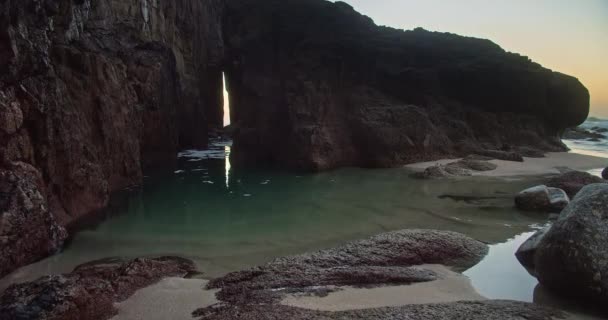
[1, 141, 549, 302]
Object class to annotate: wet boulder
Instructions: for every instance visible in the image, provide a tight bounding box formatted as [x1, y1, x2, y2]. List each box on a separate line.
[515, 226, 551, 277]
[546, 171, 606, 198]
[602, 167, 607, 180]
[514, 185, 570, 213]
[533, 184, 608, 304]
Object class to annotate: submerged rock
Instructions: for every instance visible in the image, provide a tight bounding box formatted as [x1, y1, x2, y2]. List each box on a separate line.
[546, 171, 606, 198]
[514, 185, 569, 213]
[0, 257, 195, 320]
[532, 184, 608, 305]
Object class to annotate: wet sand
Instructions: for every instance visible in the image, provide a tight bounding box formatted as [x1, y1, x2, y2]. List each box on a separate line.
[406, 152, 607, 177]
[281, 264, 485, 311]
[111, 278, 218, 320]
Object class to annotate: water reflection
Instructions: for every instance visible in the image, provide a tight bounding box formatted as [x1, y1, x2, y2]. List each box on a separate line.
[1, 142, 550, 303]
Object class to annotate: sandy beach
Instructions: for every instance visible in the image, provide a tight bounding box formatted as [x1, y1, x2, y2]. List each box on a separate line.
[111, 278, 218, 320]
[406, 152, 607, 177]
[281, 264, 485, 311]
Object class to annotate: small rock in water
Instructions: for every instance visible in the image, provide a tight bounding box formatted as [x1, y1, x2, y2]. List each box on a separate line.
[603, 167, 608, 180]
[514, 185, 569, 213]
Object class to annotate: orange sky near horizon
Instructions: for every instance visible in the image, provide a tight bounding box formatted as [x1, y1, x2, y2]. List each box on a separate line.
[336, 0, 608, 118]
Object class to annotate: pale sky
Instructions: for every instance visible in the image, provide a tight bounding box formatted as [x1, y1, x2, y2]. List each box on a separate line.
[334, 0, 608, 117]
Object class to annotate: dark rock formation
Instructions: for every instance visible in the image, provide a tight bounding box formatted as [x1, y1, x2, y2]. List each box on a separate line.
[0, 256, 195, 320]
[0, 0, 592, 276]
[515, 226, 551, 277]
[546, 171, 606, 198]
[194, 229, 561, 320]
[1, 0, 224, 275]
[224, 0, 586, 171]
[0, 162, 67, 278]
[603, 167, 608, 180]
[193, 300, 562, 320]
[514, 185, 569, 213]
[525, 184, 608, 305]
[205, 229, 487, 305]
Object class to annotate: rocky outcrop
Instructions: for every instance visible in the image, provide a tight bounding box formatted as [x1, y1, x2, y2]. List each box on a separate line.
[546, 171, 606, 198]
[205, 230, 488, 305]
[0, 162, 67, 278]
[224, 0, 587, 171]
[194, 301, 562, 320]
[194, 229, 561, 320]
[0, 0, 592, 277]
[0, 256, 195, 320]
[514, 185, 569, 213]
[1, 0, 224, 275]
[519, 184, 608, 305]
[414, 159, 497, 179]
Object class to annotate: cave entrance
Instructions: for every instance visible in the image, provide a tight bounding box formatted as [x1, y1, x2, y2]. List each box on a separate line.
[223, 72, 231, 127]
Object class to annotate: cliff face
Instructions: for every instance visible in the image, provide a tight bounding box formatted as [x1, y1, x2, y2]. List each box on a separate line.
[0, 0, 224, 277]
[224, 0, 589, 170]
[0, 0, 591, 277]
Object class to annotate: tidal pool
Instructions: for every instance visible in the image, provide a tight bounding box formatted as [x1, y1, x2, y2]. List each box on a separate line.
[1, 140, 549, 303]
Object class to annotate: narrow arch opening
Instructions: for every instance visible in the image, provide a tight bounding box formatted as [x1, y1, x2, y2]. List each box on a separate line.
[223, 72, 231, 128]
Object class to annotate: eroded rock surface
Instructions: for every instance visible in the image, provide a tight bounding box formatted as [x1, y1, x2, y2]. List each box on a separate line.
[204, 230, 487, 305]
[1, 0, 224, 274]
[0, 257, 195, 320]
[0, 162, 66, 278]
[194, 300, 562, 320]
[195, 229, 563, 320]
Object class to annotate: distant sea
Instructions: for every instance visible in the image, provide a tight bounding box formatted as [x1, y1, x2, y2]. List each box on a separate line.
[563, 117, 608, 177]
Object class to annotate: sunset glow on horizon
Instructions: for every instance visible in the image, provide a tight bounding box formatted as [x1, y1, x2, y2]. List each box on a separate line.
[336, 0, 608, 118]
